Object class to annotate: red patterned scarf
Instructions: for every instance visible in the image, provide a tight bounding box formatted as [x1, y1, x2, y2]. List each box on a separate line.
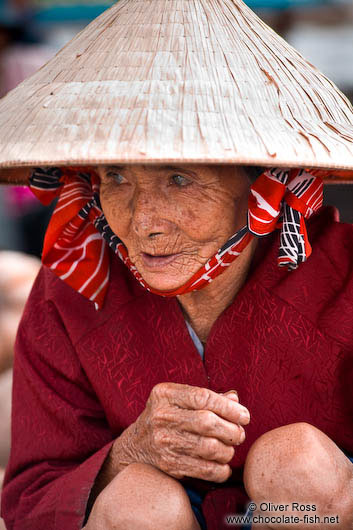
[29, 167, 323, 309]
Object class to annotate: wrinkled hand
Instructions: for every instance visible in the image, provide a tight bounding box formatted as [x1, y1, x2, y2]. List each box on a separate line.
[113, 382, 250, 483]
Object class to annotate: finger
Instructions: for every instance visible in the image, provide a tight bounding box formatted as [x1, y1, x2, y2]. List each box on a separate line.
[153, 383, 250, 425]
[194, 410, 246, 445]
[165, 454, 232, 483]
[159, 426, 236, 463]
[173, 432, 235, 464]
[161, 408, 246, 445]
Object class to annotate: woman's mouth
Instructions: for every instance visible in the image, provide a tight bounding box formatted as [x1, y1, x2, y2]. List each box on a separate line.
[141, 252, 182, 269]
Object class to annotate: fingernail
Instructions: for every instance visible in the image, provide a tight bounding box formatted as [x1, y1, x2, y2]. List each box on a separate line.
[225, 390, 239, 402]
[240, 408, 250, 423]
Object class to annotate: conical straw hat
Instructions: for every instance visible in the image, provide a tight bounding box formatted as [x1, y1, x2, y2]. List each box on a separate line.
[0, 0, 352, 182]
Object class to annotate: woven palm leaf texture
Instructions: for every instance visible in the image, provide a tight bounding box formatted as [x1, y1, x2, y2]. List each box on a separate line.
[0, 0, 352, 184]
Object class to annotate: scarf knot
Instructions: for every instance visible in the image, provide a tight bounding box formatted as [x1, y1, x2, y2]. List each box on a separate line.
[248, 168, 323, 269]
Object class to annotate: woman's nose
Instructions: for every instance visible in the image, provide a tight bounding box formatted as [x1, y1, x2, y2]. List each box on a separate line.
[131, 189, 174, 238]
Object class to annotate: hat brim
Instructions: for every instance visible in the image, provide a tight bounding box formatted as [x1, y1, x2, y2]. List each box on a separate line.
[1, 165, 352, 186]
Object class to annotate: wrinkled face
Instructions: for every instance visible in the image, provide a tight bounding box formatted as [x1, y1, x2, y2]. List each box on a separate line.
[98, 164, 251, 291]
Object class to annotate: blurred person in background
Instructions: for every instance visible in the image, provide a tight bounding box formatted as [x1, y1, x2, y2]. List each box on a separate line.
[0, 251, 40, 530]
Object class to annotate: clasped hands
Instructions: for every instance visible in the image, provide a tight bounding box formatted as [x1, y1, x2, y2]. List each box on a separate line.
[112, 382, 250, 483]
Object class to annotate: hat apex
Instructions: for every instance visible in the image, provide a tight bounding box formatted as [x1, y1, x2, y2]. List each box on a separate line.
[0, 0, 352, 182]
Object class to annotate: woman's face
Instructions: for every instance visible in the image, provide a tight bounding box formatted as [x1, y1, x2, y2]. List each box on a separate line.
[98, 164, 251, 291]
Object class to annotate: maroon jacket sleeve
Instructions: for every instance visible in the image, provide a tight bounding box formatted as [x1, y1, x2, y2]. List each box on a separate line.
[1, 291, 115, 530]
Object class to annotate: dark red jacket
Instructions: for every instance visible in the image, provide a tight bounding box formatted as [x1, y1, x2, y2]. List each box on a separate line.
[2, 207, 353, 530]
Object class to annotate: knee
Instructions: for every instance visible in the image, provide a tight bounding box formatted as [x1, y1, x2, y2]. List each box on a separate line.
[243, 422, 353, 508]
[244, 422, 320, 489]
[90, 462, 196, 530]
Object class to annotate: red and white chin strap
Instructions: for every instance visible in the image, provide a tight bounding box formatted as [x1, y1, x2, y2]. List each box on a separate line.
[29, 167, 323, 310]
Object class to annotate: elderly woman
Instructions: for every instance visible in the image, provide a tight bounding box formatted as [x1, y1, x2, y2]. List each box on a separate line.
[0, 1, 353, 529]
[0, 161, 352, 530]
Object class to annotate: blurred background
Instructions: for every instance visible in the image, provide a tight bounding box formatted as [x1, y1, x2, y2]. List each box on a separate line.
[0, 0, 352, 527]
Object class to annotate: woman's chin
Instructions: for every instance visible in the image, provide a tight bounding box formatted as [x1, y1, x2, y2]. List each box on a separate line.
[137, 269, 193, 292]
[132, 254, 202, 292]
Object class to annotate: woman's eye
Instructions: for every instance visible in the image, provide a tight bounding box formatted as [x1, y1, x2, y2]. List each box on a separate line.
[171, 174, 191, 187]
[107, 172, 125, 185]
